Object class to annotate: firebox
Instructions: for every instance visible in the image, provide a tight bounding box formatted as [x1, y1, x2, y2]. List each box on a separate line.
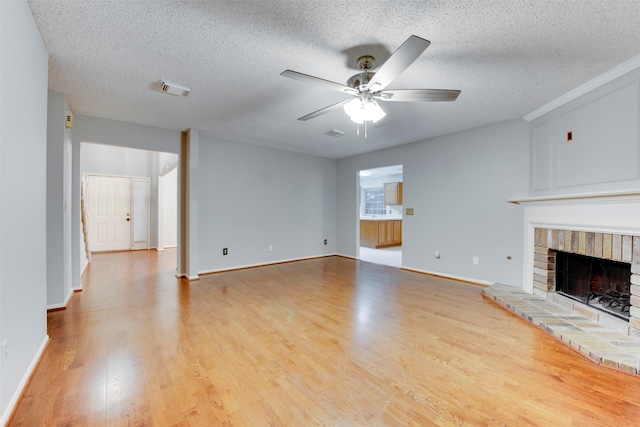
[556, 251, 632, 320]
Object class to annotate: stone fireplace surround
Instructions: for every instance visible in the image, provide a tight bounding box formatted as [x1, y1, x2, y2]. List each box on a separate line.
[518, 190, 640, 336]
[533, 227, 640, 334]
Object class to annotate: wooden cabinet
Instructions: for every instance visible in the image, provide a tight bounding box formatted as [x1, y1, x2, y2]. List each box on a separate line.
[378, 221, 387, 246]
[360, 219, 402, 248]
[393, 220, 402, 244]
[383, 182, 403, 205]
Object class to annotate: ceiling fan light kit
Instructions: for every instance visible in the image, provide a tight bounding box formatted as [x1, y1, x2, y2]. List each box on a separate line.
[281, 35, 460, 137]
[343, 98, 386, 124]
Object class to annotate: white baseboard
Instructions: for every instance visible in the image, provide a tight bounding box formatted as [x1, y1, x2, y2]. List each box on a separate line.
[175, 273, 199, 281]
[81, 258, 89, 277]
[401, 266, 494, 286]
[335, 253, 356, 260]
[46, 288, 74, 311]
[198, 254, 336, 276]
[0, 335, 49, 425]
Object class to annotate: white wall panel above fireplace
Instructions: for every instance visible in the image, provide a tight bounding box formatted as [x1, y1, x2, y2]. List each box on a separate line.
[557, 80, 639, 188]
[529, 67, 640, 197]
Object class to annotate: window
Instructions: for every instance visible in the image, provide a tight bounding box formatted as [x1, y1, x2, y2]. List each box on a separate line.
[363, 187, 385, 215]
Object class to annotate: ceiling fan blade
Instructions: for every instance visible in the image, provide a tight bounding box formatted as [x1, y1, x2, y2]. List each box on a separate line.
[281, 70, 358, 95]
[297, 99, 350, 121]
[366, 35, 431, 92]
[375, 89, 461, 102]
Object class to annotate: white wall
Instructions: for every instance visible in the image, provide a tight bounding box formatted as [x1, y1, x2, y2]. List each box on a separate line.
[0, 1, 49, 422]
[82, 142, 158, 177]
[46, 91, 73, 308]
[360, 173, 403, 188]
[160, 166, 178, 248]
[196, 137, 337, 273]
[338, 119, 529, 286]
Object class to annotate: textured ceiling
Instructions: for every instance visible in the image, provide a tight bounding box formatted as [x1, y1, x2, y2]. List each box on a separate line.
[28, 0, 640, 159]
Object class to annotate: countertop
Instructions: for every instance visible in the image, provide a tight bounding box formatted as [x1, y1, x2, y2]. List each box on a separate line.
[360, 217, 403, 221]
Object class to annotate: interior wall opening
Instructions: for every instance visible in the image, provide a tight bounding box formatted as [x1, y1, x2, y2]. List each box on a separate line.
[357, 164, 403, 268]
[80, 142, 179, 274]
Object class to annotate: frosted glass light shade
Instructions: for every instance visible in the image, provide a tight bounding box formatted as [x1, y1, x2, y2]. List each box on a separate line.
[343, 99, 385, 123]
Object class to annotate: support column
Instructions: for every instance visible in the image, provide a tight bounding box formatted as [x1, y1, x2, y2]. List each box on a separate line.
[178, 129, 199, 280]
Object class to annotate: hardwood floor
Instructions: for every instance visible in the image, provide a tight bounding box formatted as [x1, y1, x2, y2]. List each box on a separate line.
[10, 250, 640, 426]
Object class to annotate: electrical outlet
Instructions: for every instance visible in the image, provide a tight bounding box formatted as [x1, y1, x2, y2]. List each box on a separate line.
[223, 248, 228, 256]
[2, 339, 7, 366]
[268, 245, 273, 252]
[324, 239, 327, 245]
[473, 256, 479, 265]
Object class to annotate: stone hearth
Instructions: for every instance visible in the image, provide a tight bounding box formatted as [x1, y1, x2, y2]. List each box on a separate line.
[533, 227, 640, 336]
[483, 284, 640, 375]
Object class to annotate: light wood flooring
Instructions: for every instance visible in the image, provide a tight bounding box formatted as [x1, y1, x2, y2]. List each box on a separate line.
[9, 250, 640, 426]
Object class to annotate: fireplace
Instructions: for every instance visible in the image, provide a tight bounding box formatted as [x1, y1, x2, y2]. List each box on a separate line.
[515, 191, 640, 336]
[555, 251, 631, 320]
[531, 226, 640, 336]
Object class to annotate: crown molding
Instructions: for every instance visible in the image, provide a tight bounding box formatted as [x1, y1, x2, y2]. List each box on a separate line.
[523, 54, 640, 122]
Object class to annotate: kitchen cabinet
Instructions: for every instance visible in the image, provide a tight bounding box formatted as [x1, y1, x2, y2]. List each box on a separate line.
[383, 182, 403, 205]
[360, 219, 402, 248]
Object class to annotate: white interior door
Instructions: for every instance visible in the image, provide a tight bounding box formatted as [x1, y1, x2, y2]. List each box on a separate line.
[87, 175, 132, 252]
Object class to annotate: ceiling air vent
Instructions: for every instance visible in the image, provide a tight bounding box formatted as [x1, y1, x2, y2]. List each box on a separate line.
[160, 80, 191, 97]
[324, 129, 344, 137]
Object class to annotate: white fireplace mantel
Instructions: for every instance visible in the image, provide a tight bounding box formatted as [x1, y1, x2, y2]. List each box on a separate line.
[508, 189, 640, 206]
[513, 190, 640, 294]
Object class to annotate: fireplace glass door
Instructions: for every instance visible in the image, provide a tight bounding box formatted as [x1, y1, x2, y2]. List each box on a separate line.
[555, 251, 631, 320]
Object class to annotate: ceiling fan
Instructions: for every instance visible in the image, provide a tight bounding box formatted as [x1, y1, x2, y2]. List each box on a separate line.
[281, 35, 461, 131]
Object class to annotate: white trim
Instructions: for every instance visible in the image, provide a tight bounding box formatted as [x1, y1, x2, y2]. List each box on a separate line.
[81, 257, 89, 276]
[0, 335, 49, 426]
[175, 273, 199, 281]
[46, 288, 74, 311]
[198, 254, 337, 275]
[528, 220, 640, 237]
[400, 266, 494, 286]
[508, 190, 640, 205]
[523, 54, 640, 121]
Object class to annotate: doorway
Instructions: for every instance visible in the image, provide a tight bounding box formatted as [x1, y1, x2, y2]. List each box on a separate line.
[358, 165, 403, 267]
[81, 143, 178, 270]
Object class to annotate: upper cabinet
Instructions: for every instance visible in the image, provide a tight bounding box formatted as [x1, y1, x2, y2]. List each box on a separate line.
[384, 182, 403, 205]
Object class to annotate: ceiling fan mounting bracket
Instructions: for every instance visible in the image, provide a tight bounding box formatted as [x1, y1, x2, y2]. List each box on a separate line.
[357, 55, 375, 70]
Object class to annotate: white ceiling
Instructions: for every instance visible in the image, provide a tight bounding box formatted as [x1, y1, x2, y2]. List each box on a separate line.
[28, 1, 640, 159]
